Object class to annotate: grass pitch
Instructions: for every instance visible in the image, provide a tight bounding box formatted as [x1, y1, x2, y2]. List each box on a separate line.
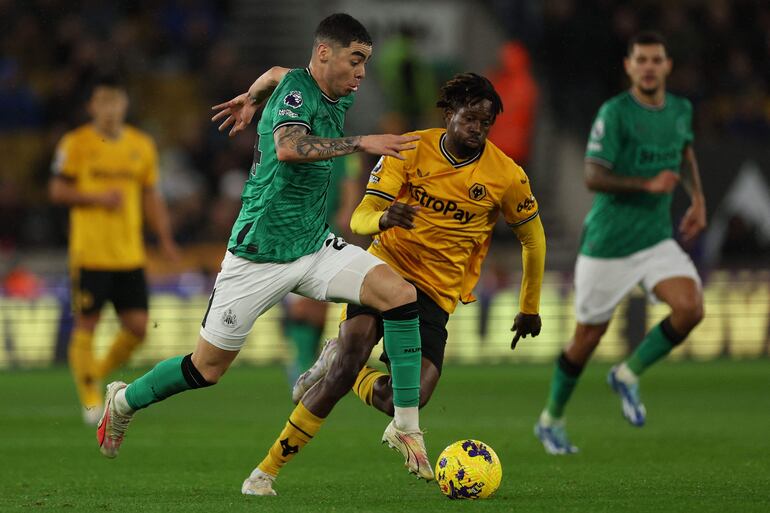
[1, 360, 769, 512]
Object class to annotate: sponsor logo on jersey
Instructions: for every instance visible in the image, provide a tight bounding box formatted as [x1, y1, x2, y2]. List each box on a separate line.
[635, 144, 680, 169]
[517, 194, 536, 213]
[407, 183, 476, 224]
[283, 90, 303, 108]
[278, 108, 298, 118]
[469, 183, 487, 201]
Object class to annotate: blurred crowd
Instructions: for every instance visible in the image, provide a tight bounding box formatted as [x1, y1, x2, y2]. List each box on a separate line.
[522, 0, 770, 138]
[0, 0, 258, 254]
[1, 0, 768, 264]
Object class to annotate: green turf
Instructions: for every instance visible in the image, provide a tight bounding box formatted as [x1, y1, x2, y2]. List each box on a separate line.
[1, 360, 769, 512]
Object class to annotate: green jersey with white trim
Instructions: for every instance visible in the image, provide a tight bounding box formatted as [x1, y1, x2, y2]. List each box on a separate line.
[228, 68, 354, 262]
[581, 91, 693, 258]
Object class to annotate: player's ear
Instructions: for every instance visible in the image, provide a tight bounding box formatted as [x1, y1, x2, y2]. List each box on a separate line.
[443, 108, 454, 127]
[317, 41, 332, 63]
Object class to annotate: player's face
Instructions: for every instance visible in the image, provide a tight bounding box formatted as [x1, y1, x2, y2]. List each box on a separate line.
[444, 99, 494, 154]
[324, 41, 372, 98]
[88, 86, 129, 126]
[624, 44, 671, 96]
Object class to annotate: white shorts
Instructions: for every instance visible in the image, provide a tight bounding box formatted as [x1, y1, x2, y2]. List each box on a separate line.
[574, 239, 701, 325]
[200, 234, 384, 351]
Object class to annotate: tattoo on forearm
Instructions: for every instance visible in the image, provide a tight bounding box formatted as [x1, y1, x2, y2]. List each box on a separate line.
[277, 126, 360, 159]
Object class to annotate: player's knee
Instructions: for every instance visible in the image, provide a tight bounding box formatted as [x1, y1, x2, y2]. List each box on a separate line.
[387, 280, 417, 310]
[673, 297, 704, 330]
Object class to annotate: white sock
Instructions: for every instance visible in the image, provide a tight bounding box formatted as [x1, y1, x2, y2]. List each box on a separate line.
[114, 387, 135, 416]
[393, 406, 419, 432]
[250, 467, 275, 480]
[616, 362, 639, 384]
[539, 409, 562, 427]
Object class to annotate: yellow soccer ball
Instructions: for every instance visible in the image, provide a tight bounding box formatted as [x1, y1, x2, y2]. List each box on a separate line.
[435, 439, 502, 499]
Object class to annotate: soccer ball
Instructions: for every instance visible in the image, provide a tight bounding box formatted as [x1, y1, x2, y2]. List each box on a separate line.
[435, 439, 502, 499]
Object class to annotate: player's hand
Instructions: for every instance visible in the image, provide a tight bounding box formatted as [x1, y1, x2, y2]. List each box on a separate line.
[211, 92, 259, 137]
[510, 312, 542, 350]
[360, 134, 420, 160]
[679, 197, 707, 242]
[379, 202, 420, 230]
[644, 170, 679, 194]
[98, 190, 123, 210]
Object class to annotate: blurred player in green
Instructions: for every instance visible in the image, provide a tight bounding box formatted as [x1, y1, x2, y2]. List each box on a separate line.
[283, 154, 361, 382]
[535, 32, 706, 454]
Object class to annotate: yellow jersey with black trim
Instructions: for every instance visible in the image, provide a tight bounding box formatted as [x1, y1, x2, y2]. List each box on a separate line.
[52, 124, 159, 270]
[366, 128, 539, 313]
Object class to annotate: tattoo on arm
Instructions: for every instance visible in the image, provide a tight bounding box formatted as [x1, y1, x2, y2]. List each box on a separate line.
[276, 125, 361, 161]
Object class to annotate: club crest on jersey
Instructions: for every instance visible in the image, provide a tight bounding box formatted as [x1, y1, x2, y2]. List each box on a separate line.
[469, 183, 487, 201]
[283, 90, 303, 108]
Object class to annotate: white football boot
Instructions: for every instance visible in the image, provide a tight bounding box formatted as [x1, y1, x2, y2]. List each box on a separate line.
[291, 338, 338, 404]
[382, 420, 434, 481]
[96, 381, 134, 458]
[241, 468, 277, 496]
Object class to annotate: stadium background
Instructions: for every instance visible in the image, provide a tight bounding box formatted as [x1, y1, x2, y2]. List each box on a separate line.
[1, 0, 768, 368]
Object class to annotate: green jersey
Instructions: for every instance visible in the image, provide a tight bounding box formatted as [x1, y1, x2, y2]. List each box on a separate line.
[581, 91, 693, 258]
[325, 155, 360, 233]
[228, 68, 354, 262]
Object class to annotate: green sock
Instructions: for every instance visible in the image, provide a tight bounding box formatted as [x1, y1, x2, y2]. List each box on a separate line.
[625, 321, 678, 376]
[383, 316, 421, 408]
[287, 321, 321, 372]
[545, 353, 583, 419]
[125, 355, 191, 410]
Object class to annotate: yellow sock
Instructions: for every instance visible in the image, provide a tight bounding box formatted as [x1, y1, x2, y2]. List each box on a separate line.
[353, 366, 388, 406]
[258, 402, 324, 477]
[68, 328, 100, 407]
[98, 328, 143, 378]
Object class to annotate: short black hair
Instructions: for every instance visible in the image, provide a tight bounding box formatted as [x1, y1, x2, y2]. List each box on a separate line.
[627, 31, 668, 56]
[436, 73, 503, 119]
[314, 13, 372, 47]
[88, 72, 127, 97]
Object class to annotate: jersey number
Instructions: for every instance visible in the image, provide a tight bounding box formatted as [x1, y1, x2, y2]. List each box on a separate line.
[324, 237, 348, 250]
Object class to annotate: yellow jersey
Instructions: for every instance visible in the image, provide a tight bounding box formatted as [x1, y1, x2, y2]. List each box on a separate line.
[52, 124, 159, 269]
[365, 128, 539, 313]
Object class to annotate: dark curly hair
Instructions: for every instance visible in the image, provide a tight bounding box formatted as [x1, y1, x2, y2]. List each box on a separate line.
[436, 73, 503, 119]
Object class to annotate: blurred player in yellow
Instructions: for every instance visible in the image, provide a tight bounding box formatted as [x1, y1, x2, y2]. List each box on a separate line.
[49, 75, 178, 424]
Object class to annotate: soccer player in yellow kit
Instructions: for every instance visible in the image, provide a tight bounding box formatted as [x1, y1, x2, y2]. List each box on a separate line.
[49, 75, 178, 424]
[244, 72, 546, 495]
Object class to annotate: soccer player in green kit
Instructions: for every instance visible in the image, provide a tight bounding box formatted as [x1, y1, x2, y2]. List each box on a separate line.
[96, 13, 433, 489]
[535, 32, 706, 454]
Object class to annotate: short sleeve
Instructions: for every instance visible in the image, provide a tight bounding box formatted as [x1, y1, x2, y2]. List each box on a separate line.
[364, 154, 407, 202]
[142, 137, 159, 187]
[501, 164, 539, 227]
[269, 71, 314, 134]
[585, 101, 622, 169]
[51, 133, 79, 179]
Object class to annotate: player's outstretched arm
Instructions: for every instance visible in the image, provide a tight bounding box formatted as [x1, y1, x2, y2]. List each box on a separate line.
[211, 66, 291, 137]
[678, 145, 707, 242]
[274, 125, 419, 163]
[510, 214, 546, 349]
[585, 161, 679, 194]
